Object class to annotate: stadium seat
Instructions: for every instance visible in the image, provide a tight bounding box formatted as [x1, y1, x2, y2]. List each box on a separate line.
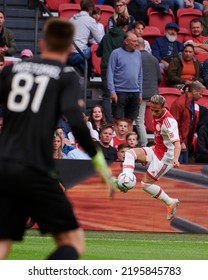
[58, 3, 81, 19]
[45, 0, 69, 11]
[90, 44, 101, 76]
[96, 5, 114, 30]
[147, 8, 175, 34]
[142, 26, 162, 47]
[177, 27, 190, 43]
[159, 87, 181, 110]
[177, 8, 202, 31]
[145, 102, 154, 133]
[159, 67, 167, 87]
[195, 53, 208, 64]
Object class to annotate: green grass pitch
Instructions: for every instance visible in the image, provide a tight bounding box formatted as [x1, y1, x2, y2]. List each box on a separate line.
[8, 230, 208, 260]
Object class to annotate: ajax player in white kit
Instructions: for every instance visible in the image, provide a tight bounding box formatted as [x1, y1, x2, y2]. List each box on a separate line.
[119, 94, 181, 221]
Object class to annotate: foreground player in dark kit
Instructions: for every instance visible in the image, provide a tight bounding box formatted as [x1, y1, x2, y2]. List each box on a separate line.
[0, 18, 114, 260]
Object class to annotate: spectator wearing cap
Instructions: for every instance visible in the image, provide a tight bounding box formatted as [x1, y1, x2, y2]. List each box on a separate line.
[152, 22, 184, 72]
[20, 49, 33, 60]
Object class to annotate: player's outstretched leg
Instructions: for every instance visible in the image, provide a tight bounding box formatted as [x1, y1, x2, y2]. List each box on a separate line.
[166, 199, 179, 221]
[141, 181, 179, 220]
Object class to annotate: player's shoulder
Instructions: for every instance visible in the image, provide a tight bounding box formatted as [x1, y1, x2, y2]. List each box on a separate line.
[162, 110, 177, 127]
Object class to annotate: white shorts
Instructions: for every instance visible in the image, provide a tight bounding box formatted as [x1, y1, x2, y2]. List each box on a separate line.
[142, 147, 172, 180]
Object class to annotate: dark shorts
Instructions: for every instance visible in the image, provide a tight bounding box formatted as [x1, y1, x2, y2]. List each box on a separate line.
[0, 160, 79, 241]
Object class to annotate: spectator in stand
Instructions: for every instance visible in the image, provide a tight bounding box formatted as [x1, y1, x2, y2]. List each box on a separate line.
[0, 11, 16, 56]
[184, 18, 208, 54]
[110, 118, 129, 149]
[117, 142, 130, 161]
[107, 31, 143, 123]
[67, 144, 91, 159]
[135, 37, 162, 147]
[97, 15, 129, 123]
[132, 21, 151, 53]
[147, 0, 177, 15]
[57, 115, 71, 139]
[0, 54, 4, 71]
[167, 44, 204, 89]
[107, 0, 135, 32]
[89, 7, 105, 45]
[126, 131, 139, 148]
[195, 106, 208, 163]
[182, 0, 204, 12]
[86, 105, 107, 141]
[152, 22, 184, 72]
[55, 127, 74, 156]
[68, 0, 102, 73]
[202, 58, 208, 88]
[95, 124, 118, 161]
[170, 81, 205, 163]
[200, 8, 208, 36]
[126, 0, 148, 24]
[20, 49, 33, 60]
[53, 134, 68, 159]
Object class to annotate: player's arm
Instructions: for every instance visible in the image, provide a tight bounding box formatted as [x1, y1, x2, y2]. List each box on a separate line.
[173, 140, 181, 168]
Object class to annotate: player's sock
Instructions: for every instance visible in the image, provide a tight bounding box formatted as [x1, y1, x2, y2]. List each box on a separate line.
[47, 245, 79, 260]
[141, 181, 173, 206]
[123, 149, 137, 173]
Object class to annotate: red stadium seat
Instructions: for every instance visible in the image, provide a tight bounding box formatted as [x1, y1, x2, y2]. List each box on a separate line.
[90, 44, 101, 76]
[159, 87, 181, 110]
[45, 0, 69, 11]
[177, 8, 202, 31]
[58, 3, 81, 19]
[96, 5, 114, 30]
[147, 8, 175, 34]
[145, 102, 154, 133]
[177, 27, 190, 43]
[195, 53, 208, 64]
[142, 26, 162, 47]
[159, 67, 167, 87]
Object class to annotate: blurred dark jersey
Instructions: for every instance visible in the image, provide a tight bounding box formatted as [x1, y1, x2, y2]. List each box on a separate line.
[0, 57, 96, 173]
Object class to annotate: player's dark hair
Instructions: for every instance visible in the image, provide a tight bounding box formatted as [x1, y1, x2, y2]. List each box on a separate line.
[43, 17, 74, 52]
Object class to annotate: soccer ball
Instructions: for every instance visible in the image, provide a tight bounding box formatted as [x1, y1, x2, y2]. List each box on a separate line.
[117, 171, 136, 190]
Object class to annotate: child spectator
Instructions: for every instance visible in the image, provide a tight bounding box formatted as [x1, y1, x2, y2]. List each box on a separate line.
[126, 131, 139, 148]
[110, 118, 129, 149]
[89, 7, 105, 44]
[132, 21, 151, 53]
[117, 142, 130, 161]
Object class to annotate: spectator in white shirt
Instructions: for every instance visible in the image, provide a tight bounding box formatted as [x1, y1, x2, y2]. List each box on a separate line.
[68, 0, 102, 73]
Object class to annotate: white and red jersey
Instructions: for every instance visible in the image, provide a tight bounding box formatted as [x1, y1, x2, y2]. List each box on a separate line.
[152, 109, 180, 163]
